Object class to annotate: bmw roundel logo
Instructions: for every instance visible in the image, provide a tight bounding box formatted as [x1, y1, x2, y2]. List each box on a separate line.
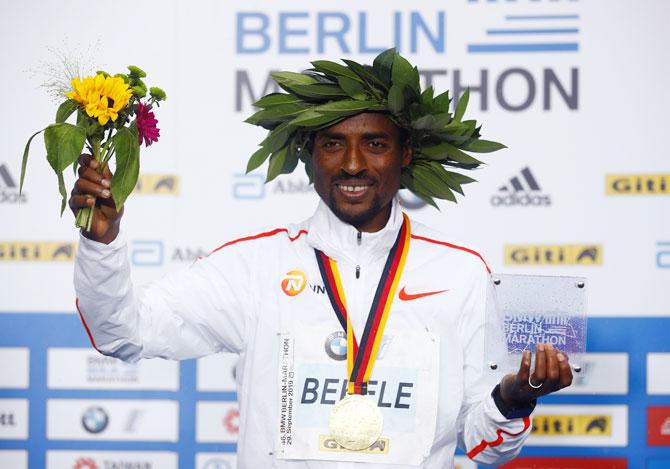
[81, 406, 109, 434]
[324, 331, 347, 361]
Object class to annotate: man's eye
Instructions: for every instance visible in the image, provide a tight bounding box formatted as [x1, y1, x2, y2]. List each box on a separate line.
[368, 140, 387, 149]
[322, 141, 341, 150]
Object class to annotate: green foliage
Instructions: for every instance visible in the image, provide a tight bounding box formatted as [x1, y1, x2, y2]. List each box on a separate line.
[44, 123, 87, 173]
[110, 127, 140, 210]
[149, 87, 167, 102]
[43, 123, 86, 212]
[20, 64, 167, 226]
[55, 100, 78, 124]
[244, 49, 506, 206]
[127, 65, 147, 78]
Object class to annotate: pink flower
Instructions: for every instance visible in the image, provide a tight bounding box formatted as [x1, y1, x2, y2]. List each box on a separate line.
[135, 102, 160, 146]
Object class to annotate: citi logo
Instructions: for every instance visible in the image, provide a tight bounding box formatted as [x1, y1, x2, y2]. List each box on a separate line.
[0, 164, 27, 204]
[491, 167, 551, 207]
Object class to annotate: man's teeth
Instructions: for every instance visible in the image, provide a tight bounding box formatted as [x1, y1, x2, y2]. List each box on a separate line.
[340, 185, 368, 192]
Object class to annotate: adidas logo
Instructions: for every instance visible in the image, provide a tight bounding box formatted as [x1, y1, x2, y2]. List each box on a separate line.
[0, 163, 26, 204]
[491, 166, 551, 207]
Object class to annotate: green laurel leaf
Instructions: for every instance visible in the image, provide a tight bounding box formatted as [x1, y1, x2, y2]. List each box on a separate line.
[388, 84, 405, 113]
[342, 59, 388, 92]
[311, 60, 362, 82]
[314, 100, 377, 114]
[245, 104, 308, 128]
[337, 77, 367, 100]
[266, 146, 289, 182]
[372, 48, 396, 86]
[253, 93, 302, 109]
[400, 171, 438, 209]
[260, 122, 293, 153]
[280, 83, 349, 100]
[272, 71, 319, 87]
[246, 146, 272, 173]
[288, 110, 342, 128]
[461, 139, 507, 153]
[433, 90, 451, 113]
[454, 88, 470, 122]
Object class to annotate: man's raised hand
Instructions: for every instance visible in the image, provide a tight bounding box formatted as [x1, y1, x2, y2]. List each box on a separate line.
[69, 154, 123, 244]
[499, 343, 573, 407]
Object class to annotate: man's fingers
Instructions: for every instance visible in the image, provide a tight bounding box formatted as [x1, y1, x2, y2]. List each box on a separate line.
[545, 344, 560, 389]
[78, 166, 111, 187]
[516, 350, 531, 383]
[78, 154, 97, 168]
[69, 194, 95, 210]
[557, 351, 573, 388]
[532, 343, 547, 382]
[74, 178, 111, 199]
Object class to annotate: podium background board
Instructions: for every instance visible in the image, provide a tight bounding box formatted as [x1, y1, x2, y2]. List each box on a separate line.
[1, 0, 669, 467]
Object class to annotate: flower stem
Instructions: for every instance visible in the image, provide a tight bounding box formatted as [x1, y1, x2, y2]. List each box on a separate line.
[75, 137, 103, 232]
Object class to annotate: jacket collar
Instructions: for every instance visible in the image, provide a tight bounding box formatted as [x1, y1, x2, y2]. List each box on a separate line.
[306, 197, 403, 264]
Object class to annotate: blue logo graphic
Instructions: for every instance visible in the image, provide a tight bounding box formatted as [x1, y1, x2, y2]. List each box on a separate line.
[130, 240, 164, 267]
[81, 406, 109, 434]
[504, 314, 585, 355]
[325, 331, 347, 361]
[657, 242, 670, 269]
[467, 0, 580, 53]
[233, 174, 265, 200]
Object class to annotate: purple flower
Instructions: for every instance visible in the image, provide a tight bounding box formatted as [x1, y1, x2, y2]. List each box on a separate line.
[135, 101, 160, 146]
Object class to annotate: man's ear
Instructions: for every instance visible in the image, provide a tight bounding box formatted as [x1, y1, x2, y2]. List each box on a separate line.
[401, 142, 413, 168]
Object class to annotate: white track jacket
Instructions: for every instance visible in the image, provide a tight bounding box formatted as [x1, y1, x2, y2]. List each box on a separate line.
[74, 199, 531, 468]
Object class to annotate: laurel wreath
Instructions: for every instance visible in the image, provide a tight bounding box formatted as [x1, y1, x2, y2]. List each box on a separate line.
[245, 48, 506, 207]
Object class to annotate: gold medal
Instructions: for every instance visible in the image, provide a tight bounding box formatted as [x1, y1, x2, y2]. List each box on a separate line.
[328, 394, 383, 451]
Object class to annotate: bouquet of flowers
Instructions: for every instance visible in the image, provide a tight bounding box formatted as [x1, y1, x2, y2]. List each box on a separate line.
[20, 65, 166, 230]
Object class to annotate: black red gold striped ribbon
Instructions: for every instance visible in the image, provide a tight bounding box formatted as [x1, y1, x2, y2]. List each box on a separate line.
[315, 213, 411, 395]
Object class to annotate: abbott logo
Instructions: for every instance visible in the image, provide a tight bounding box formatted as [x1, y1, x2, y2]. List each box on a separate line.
[130, 240, 164, 266]
[657, 242, 670, 269]
[233, 173, 265, 199]
[491, 167, 551, 207]
[134, 174, 180, 194]
[0, 164, 27, 204]
[505, 244, 602, 265]
[607, 174, 670, 195]
[281, 270, 307, 296]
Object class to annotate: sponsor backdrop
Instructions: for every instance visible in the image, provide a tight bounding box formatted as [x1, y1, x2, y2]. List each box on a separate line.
[1, 0, 669, 468]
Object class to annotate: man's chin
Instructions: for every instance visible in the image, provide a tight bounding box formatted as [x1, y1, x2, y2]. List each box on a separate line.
[329, 200, 382, 229]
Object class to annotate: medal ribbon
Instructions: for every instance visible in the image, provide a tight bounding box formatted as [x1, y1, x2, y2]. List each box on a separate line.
[315, 213, 411, 395]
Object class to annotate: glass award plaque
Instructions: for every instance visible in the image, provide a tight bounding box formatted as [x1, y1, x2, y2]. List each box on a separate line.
[485, 273, 587, 377]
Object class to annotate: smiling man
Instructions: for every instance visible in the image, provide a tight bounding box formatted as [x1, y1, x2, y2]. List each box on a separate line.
[71, 49, 573, 468]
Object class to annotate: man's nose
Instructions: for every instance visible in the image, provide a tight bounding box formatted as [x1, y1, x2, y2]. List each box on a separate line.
[341, 143, 365, 175]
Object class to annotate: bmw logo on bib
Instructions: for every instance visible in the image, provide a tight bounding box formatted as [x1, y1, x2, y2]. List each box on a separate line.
[324, 331, 347, 361]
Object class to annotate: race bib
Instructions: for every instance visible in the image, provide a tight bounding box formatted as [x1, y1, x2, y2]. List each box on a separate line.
[275, 325, 439, 465]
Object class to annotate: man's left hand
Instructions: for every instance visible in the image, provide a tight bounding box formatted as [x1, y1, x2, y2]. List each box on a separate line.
[499, 343, 573, 406]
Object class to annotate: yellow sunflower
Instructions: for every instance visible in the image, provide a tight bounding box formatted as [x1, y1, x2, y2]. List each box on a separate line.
[66, 74, 133, 126]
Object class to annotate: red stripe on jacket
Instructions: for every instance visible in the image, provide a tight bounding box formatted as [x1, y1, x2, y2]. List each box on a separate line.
[467, 416, 531, 459]
[211, 228, 308, 254]
[75, 298, 100, 352]
[410, 234, 491, 273]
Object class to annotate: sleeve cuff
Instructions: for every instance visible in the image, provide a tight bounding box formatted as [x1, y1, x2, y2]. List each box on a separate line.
[78, 229, 126, 257]
[490, 384, 536, 420]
